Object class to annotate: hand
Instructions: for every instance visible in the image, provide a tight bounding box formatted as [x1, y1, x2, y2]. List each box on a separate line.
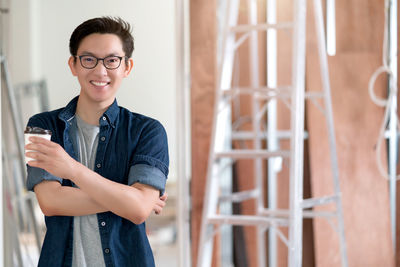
[25, 136, 79, 180]
[153, 192, 168, 215]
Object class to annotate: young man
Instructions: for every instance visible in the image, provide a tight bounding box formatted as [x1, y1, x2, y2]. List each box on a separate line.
[25, 17, 169, 267]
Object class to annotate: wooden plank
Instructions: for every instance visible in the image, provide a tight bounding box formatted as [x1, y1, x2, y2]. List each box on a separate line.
[306, 0, 395, 266]
[190, 0, 218, 266]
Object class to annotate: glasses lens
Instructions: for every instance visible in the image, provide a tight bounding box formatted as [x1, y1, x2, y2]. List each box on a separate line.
[80, 56, 97, 68]
[104, 56, 121, 69]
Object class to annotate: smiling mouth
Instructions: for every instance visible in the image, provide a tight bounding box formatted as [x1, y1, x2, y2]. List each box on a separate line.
[91, 81, 110, 87]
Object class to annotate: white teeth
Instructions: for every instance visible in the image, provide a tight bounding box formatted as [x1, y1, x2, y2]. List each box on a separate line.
[91, 81, 109, 86]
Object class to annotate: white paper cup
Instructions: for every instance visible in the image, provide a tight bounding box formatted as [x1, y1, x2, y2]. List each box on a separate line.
[24, 133, 51, 164]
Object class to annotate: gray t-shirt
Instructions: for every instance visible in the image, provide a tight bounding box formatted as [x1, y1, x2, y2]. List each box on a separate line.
[72, 115, 106, 267]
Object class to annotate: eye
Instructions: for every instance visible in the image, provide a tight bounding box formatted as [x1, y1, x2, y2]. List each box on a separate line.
[82, 56, 95, 63]
[105, 57, 119, 64]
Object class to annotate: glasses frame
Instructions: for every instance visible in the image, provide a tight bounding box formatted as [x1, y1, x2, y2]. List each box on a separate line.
[75, 55, 128, 70]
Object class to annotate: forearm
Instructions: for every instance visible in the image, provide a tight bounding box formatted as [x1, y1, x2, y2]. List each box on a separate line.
[26, 136, 160, 221]
[34, 181, 107, 216]
[69, 163, 158, 224]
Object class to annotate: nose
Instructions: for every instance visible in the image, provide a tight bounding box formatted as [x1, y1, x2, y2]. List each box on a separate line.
[93, 59, 108, 75]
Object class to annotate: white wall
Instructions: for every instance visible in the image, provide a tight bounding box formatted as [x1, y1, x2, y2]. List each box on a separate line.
[10, 0, 177, 181]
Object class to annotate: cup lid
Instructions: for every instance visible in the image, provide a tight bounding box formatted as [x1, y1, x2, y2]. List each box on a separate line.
[24, 126, 52, 135]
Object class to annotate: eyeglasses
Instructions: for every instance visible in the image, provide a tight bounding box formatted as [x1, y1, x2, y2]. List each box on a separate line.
[76, 55, 127, 70]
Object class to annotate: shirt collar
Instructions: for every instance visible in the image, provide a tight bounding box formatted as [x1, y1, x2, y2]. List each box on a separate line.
[58, 95, 119, 128]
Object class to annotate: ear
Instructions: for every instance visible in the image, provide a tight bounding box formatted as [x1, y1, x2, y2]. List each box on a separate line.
[68, 56, 78, 76]
[123, 58, 134, 77]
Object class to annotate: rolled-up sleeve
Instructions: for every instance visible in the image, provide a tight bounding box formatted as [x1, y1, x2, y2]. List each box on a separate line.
[128, 120, 169, 195]
[26, 116, 62, 191]
[27, 165, 62, 191]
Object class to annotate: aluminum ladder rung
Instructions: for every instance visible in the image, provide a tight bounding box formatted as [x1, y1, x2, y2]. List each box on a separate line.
[260, 208, 336, 219]
[231, 130, 309, 140]
[301, 195, 339, 209]
[305, 91, 324, 98]
[222, 86, 292, 96]
[221, 87, 325, 101]
[215, 149, 290, 159]
[207, 215, 289, 227]
[230, 22, 293, 32]
[255, 90, 325, 100]
[219, 189, 259, 203]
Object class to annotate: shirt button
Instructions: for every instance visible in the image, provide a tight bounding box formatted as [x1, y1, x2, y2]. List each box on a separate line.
[102, 116, 106, 121]
[104, 248, 110, 254]
[101, 136, 106, 142]
[96, 163, 101, 168]
[101, 221, 106, 227]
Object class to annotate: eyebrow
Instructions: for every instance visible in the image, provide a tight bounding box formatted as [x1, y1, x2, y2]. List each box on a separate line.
[79, 51, 123, 57]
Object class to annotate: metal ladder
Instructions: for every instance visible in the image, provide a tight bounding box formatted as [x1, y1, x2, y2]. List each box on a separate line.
[196, 0, 348, 266]
[1, 54, 44, 266]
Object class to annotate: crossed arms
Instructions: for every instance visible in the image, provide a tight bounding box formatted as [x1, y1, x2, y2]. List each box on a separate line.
[26, 136, 166, 224]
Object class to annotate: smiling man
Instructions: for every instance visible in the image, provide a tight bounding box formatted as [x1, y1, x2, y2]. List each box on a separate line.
[25, 17, 169, 267]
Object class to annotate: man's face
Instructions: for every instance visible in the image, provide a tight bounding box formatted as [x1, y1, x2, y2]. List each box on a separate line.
[68, 33, 133, 107]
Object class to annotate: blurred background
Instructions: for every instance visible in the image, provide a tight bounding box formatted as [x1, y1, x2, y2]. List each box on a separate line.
[1, 0, 189, 266]
[1, 0, 399, 266]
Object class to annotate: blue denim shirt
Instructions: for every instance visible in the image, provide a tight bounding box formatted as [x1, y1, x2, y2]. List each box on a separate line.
[26, 96, 169, 267]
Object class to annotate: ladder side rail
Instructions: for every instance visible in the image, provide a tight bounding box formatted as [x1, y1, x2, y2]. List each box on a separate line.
[2, 142, 24, 267]
[247, 1, 266, 267]
[1, 57, 42, 253]
[1, 58, 26, 183]
[39, 80, 50, 111]
[220, 0, 240, 92]
[288, 0, 307, 266]
[312, 0, 348, 266]
[197, 108, 228, 267]
[197, 162, 220, 267]
[219, 0, 241, 265]
[196, 0, 240, 266]
[2, 59, 29, 235]
[266, 0, 279, 266]
[4, 148, 25, 234]
[219, 0, 242, 265]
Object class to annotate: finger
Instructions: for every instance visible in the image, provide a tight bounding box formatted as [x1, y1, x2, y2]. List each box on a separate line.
[160, 192, 168, 201]
[153, 206, 162, 215]
[26, 159, 42, 168]
[156, 200, 165, 208]
[25, 143, 52, 154]
[29, 136, 54, 146]
[26, 151, 48, 161]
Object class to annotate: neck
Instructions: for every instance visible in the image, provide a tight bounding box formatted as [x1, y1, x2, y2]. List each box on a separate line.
[76, 97, 113, 126]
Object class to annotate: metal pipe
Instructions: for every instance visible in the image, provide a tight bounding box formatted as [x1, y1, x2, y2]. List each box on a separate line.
[266, 0, 278, 265]
[387, 0, 398, 255]
[288, 0, 306, 265]
[313, 0, 348, 265]
[326, 0, 336, 56]
[175, 0, 192, 266]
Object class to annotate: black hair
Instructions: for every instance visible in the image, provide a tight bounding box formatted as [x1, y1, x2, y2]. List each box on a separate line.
[69, 17, 134, 59]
